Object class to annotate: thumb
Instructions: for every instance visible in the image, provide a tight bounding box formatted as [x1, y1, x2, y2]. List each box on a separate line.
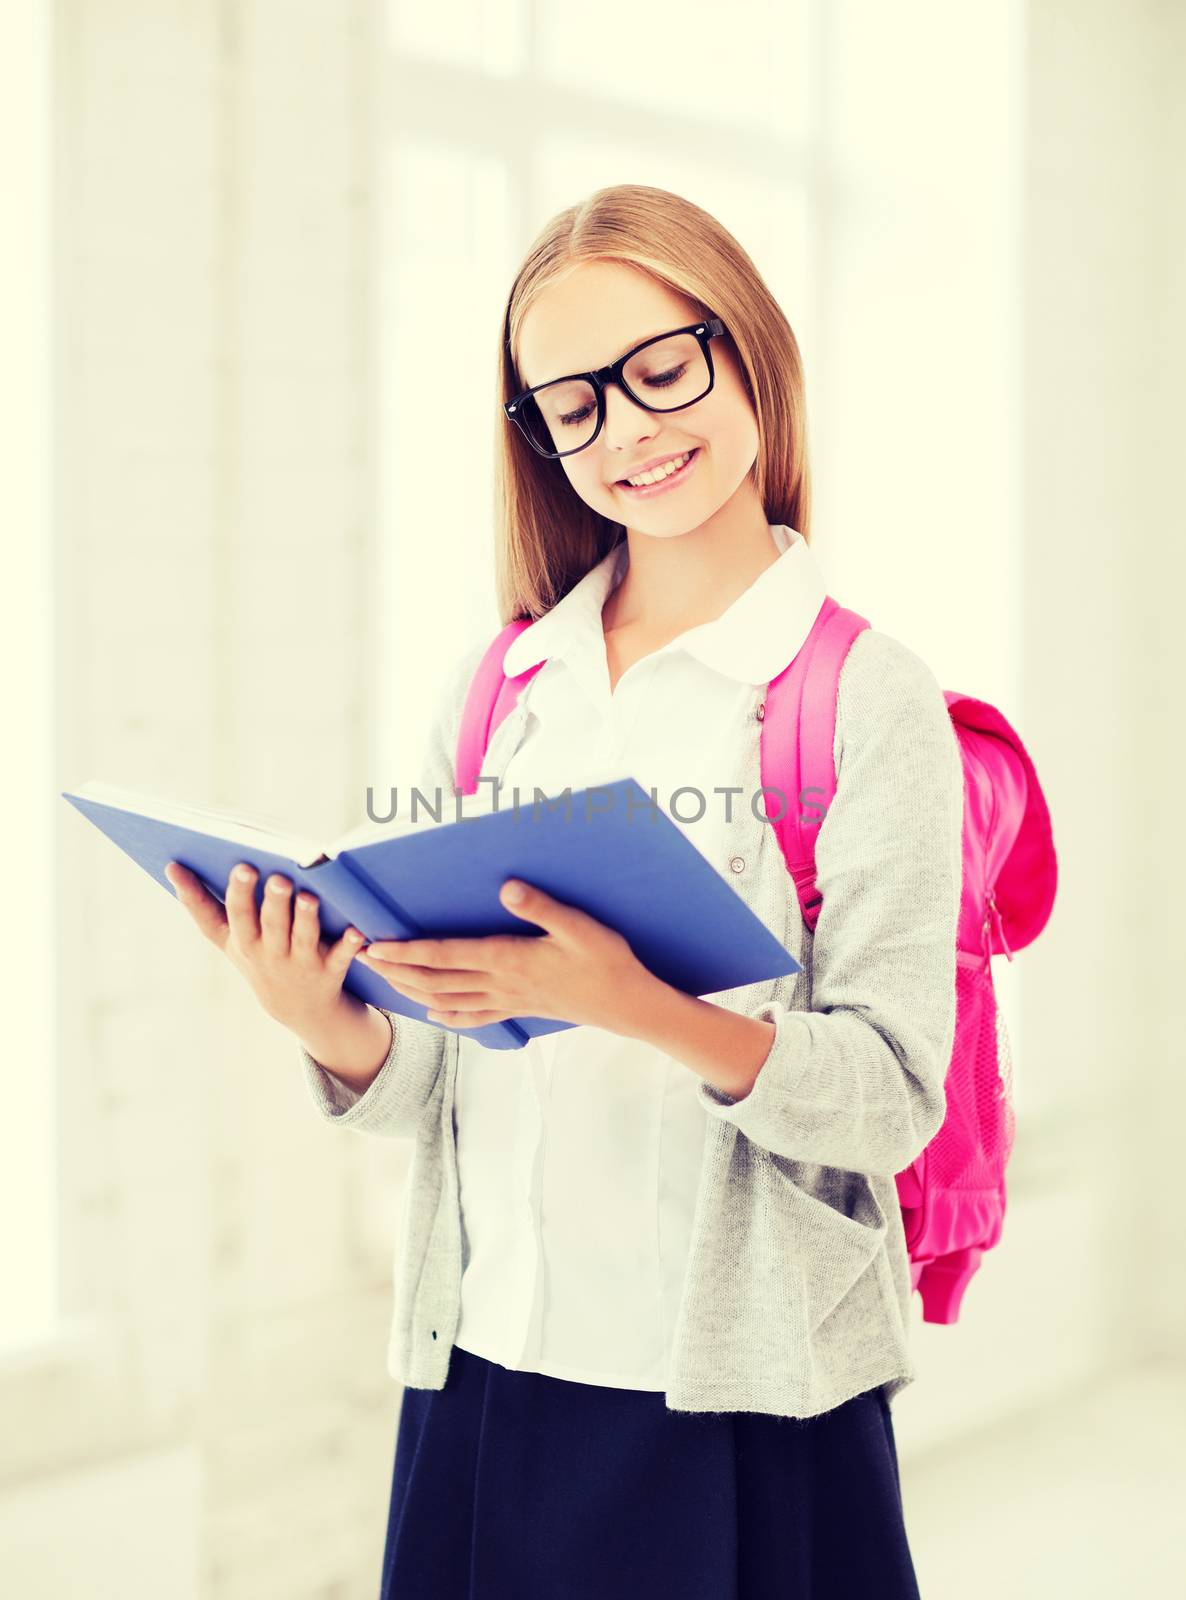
[499, 878, 579, 935]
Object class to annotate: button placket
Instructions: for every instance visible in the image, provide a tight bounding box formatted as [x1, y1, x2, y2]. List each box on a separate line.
[495, 691, 548, 1372]
[445, 700, 536, 1366]
[721, 690, 766, 876]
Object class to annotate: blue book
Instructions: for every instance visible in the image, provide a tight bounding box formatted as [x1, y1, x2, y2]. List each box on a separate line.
[62, 776, 801, 1051]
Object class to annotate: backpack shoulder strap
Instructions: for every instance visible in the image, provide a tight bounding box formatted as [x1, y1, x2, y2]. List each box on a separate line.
[760, 598, 871, 933]
[454, 619, 540, 796]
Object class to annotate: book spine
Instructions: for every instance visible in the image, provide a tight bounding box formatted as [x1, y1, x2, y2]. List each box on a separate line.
[312, 855, 414, 942]
[334, 855, 528, 1049]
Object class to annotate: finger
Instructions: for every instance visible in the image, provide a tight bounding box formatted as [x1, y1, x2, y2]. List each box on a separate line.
[425, 1007, 510, 1027]
[165, 861, 229, 950]
[357, 951, 488, 987]
[368, 974, 439, 1006]
[259, 873, 295, 956]
[356, 954, 495, 1003]
[498, 879, 578, 935]
[352, 960, 439, 1004]
[360, 966, 438, 1004]
[421, 990, 500, 1011]
[362, 935, 504, 969]
[289, 891, 322, 960]
[324, 924, 367, 979]
[225, 863, 262, 945]
[356, 953, 496, 1004]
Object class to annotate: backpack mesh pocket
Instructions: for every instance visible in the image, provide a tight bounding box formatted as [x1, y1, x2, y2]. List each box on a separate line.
[930, 959, 1016, 1190]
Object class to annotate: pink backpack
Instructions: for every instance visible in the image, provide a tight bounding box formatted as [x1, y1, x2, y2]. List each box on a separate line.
[454, 596, 1058, 1325]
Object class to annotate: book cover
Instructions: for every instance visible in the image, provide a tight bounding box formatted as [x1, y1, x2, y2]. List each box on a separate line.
[63, 776, 802, 1051]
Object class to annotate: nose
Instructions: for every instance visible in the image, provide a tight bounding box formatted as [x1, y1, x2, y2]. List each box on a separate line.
[602, 381, 659, 452]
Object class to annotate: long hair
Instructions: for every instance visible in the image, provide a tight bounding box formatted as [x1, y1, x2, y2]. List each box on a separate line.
[493, 183, 812, 623]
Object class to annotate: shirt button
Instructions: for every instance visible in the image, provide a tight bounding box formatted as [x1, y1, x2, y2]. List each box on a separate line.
[755, 701, 766, 721]
[729, 855, 746, 874]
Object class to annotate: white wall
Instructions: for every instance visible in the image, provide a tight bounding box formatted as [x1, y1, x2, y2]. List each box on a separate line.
[0, 0, 58, 1355]
[818, 0, 1186, 1460]
[6, 3, 405, 1595]
[1017, 0, 1186, 1372]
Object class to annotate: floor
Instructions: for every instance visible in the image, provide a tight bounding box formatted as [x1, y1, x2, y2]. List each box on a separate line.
[903, 1359, 1185, 1596]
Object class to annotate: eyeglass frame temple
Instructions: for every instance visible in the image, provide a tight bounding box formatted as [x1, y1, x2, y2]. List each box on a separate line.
[503, 318, 728, 460]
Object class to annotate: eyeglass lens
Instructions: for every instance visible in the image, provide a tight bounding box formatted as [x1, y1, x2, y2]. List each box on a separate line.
[519, 332, 710, 457]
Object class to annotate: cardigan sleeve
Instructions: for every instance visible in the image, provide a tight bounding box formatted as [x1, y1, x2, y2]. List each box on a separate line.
[298, 637, 490, 1138]
[696, 628, 965, 1178]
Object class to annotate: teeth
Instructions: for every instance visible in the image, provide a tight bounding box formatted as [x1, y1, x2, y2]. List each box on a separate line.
[625, 450, 692, 487]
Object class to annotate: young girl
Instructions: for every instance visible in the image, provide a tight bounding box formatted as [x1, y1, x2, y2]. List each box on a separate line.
[167, 183, 963, 1599]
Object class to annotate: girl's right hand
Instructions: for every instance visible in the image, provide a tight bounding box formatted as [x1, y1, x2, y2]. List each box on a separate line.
[163, 860, 367, 1033]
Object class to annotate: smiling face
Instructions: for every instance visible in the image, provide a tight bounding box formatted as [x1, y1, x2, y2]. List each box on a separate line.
[514, 260, 760, 540]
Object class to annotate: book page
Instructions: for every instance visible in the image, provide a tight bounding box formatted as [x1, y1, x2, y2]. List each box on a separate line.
[65, 780, 326, 866]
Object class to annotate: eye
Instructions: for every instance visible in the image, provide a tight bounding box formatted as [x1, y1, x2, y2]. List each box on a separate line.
[644, 363, 689, 389]
[558, 403, 595, 427]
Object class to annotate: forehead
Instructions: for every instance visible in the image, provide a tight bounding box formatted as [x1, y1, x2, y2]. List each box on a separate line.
[516, 261, 697, 388]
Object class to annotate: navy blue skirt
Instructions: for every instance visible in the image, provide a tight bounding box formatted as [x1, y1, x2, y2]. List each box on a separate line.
[379, 1343, 920, 1599]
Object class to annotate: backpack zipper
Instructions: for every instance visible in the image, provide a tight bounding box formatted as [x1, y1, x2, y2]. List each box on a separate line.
[983, 888, 1014, 962]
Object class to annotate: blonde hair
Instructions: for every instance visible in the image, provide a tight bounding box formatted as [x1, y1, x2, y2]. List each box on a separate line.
[493, 183, 813, 623]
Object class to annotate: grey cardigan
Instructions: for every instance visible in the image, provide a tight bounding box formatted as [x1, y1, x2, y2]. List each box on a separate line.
[299, 625, 965, 1419]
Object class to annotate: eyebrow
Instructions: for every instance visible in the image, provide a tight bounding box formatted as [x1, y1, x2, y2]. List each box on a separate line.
[525, 326, 678, 390]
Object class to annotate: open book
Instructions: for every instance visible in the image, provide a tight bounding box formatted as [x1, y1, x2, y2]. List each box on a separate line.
[62, 775, 801, 1051]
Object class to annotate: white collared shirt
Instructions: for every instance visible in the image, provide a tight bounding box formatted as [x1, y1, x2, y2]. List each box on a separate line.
[451, 523, 829, 1389]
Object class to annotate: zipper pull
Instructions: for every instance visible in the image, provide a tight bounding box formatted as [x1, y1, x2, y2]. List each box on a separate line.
[987, 890, 1014, 961]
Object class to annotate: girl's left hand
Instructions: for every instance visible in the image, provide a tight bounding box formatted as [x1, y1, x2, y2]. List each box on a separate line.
[354, 878, 660, 1034]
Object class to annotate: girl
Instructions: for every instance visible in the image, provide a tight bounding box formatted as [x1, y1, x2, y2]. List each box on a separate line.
[167, 184, 963, 1598]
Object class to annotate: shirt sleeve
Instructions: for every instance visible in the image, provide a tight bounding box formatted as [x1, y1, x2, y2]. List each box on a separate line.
[696, 627, 965, 1177]
[299, 636, 491, 1137]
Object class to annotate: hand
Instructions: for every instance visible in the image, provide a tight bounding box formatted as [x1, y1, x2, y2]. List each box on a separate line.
[355, 877, 660, 1034]
[163, 859, 367, 1033]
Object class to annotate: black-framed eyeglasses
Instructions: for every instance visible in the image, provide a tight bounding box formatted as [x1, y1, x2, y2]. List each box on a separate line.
[503, 318, 728, 460]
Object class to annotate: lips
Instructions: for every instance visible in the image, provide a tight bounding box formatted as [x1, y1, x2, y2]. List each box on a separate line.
[615, 448, 696, 485]
[614, 447, 702, 498]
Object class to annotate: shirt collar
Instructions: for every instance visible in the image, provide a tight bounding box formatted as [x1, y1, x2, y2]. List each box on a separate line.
[502, 523, 828, 687]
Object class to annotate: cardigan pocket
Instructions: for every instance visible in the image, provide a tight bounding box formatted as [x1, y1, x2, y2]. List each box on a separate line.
[764, 1154, 889, 1335]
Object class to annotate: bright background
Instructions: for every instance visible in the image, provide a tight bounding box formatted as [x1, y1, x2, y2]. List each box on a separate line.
[2, 1, 1183, 1594]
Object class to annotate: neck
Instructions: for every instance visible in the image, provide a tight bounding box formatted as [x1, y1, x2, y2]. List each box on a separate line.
[602, 490, 781, 636]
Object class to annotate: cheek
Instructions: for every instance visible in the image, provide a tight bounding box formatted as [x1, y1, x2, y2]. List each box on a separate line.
[700, 385, 758, 465]
[563, 459, 617, 508]
[687, 405, 742, 465]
